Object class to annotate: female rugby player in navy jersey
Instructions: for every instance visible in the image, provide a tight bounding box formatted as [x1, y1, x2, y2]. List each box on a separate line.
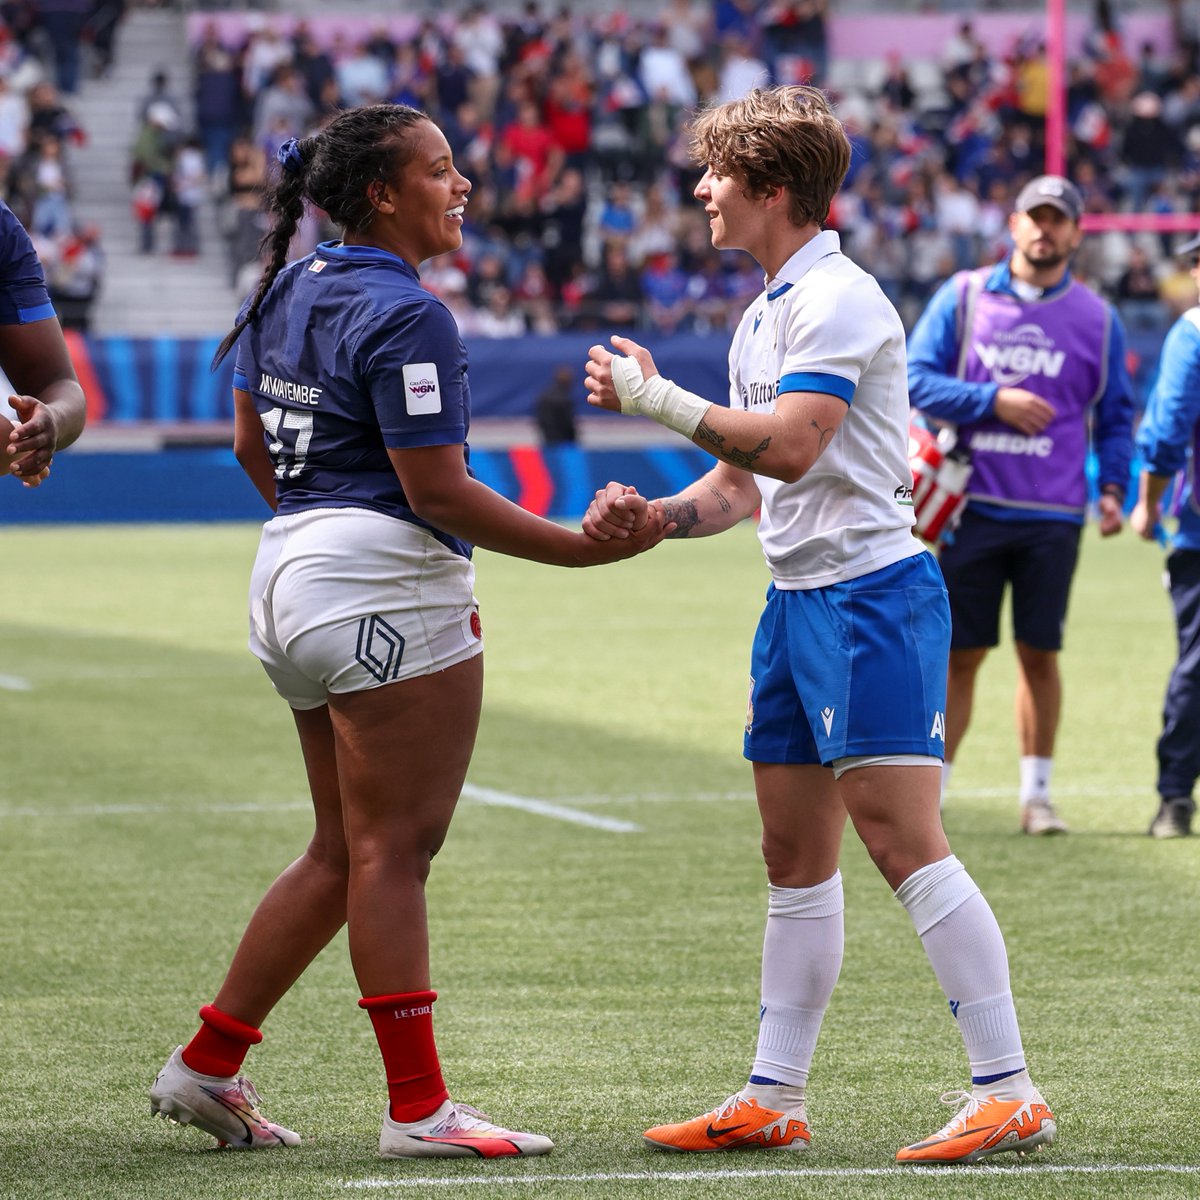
[150, 104, 664, 1159]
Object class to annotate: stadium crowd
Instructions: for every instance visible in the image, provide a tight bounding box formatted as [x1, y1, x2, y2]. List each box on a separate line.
[5, 2, 1200, 342]
[177, 0, 1200, 341]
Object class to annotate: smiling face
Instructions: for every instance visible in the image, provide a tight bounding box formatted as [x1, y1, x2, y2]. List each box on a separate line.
[367, 120, 471, 268]
[694, 166, 768, 259]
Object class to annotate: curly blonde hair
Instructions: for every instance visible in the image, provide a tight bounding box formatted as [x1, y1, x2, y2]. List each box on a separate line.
[689, 85, 851, 228]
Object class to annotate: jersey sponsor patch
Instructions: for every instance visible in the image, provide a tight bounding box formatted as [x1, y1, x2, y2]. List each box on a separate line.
[403, 362, 443, 415]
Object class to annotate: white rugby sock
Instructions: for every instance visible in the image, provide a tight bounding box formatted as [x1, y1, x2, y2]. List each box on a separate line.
[895, 856, 1026, 1083]
[1019, 756, 1053, 804]
[750, 872, 844, 1091]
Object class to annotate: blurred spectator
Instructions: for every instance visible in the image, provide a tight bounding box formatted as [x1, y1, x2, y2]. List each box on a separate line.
[32, 0, 89, 94]
[534, 364, 578, 445]
[241, 22, 291, 97]
[42, 219, 102, 330]
[336, 37, 389, 107]
[762, 0, 828, 86]
[640, 247, 691, 333]
[639, 23, 697, 109]
[0, 73, 29, 177]
[138, 67, 181, 126]
[171, 135, 205, 257]
[1120, 91, 1179, 208]
[28, 130, 71, 237]
[291, 23, 335, 109]
[193, 23, 243, 177]
[585, 238, 644, 329]
[84, 0, 125, 80]
[130, 101, 178, 253]
[1116, 242, 1165, 329]
[224, 131, 267, 285]
[716, 33, 769, 101]
[253, 63, 314, 145]
[434, 40, 476, 120]
[474, 284, 526, 337]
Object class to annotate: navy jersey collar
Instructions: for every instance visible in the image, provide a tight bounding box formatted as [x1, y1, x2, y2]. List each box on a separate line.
[988, 257, 1072, 300]
[315, 240, 421, 280]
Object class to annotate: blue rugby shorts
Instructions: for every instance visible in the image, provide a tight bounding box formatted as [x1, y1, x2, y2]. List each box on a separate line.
[744, 552, 950, 766]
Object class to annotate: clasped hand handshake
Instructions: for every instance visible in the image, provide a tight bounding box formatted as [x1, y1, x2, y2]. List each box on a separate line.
[2, 395, 55, 487]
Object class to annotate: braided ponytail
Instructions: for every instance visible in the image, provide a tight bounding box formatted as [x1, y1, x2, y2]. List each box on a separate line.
[212, 136, 313, 367]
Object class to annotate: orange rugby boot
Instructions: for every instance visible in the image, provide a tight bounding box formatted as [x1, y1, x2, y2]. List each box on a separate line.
[896, 1089, 1056, 1164]
[644, 1092, 810, 1153]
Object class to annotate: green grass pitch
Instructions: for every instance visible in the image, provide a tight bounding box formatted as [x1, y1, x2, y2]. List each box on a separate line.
[1, 521, 1197, 1199]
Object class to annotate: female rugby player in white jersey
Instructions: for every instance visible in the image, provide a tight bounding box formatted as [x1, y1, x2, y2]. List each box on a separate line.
[582, 86, 1056, 1167]
[149, 103, 664, 1159]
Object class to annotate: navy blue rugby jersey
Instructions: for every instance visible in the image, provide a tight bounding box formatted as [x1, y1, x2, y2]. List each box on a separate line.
[232, 241, 474, 558]
[0, 201, 56, 325]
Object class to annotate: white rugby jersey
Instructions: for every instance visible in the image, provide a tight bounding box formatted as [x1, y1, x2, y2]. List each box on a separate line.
[728, 230, 921, 589]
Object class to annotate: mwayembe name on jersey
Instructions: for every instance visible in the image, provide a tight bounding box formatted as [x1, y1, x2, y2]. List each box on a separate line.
[258, 372, 323, 406]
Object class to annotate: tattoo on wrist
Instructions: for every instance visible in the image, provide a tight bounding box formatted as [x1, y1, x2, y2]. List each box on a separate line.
[663, 498, 700, 537]
[704, 481, 731, 513]
[695, 416, 770, 469]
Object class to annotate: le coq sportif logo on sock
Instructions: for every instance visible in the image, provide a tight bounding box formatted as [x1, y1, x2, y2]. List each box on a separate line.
[393, 1003, 433, 1020]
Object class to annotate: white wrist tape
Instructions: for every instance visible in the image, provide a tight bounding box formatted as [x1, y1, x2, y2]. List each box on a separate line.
[611, 355, 709, 438]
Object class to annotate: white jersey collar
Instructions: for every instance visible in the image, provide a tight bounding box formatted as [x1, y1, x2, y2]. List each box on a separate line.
[764, 228, 842, 294]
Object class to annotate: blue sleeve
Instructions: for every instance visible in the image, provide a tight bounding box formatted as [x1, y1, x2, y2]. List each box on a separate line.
[1093, 306, 1135, 492]
[1137, 317, 1200, 476]
[0, 202, 55, 324]
[906, 275, 999, 423]
[360, 299, 468, 448]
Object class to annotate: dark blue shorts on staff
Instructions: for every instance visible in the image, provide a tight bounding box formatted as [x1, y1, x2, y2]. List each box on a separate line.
[937, 507, 1082, 652]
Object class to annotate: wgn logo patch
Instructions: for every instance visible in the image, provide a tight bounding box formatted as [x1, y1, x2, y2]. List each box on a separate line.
[355, 615, 406, 683]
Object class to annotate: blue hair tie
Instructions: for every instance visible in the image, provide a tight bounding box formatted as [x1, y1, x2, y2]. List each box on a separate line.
[277, 137, 304, 174]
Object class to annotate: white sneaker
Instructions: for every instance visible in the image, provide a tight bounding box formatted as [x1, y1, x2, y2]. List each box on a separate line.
[150, 1046, 300, 1149]
[379, 1099, 554, 1158]
[1021, 799, 1068, 835]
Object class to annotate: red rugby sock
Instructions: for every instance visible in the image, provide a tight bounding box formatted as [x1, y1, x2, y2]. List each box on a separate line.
[359, 989, 449, 1123]
[181, 1003, 263, 1077]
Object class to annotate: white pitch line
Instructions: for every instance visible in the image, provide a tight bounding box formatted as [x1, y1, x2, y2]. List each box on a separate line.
[341, 1163, 1200, 1188]
[0, 673, 32, 691]
[0, 787, 641, 833]
[461, 783, 641, 833]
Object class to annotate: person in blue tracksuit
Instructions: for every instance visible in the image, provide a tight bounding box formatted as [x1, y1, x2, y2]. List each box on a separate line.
[1130, 231, 1200, 838]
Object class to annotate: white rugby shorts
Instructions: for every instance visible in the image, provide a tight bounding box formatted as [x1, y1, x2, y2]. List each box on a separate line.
[248, 507, 482, 709]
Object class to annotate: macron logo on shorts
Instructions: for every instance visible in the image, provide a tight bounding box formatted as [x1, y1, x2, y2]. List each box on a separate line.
[403, 362, 442, 415]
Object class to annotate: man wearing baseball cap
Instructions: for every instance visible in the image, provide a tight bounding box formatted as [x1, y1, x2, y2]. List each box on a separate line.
[907, 175, 1135, 835]
[1129, 231, 1200, 837]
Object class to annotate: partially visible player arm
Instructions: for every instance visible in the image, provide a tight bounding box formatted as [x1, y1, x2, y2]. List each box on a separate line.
[390, 442, 669, 567]
[585, 335, 848, 483]
[232, 388, 278, 511]
[584, 460, 760, 541]
[0, 317, 86, 477]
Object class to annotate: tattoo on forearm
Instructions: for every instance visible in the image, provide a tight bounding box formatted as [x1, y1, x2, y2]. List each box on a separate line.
[811, 419, 836, 452]
[695, 415, 771, 469]
[663, 498, 701, 537]
[704, 481, 731, 513]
